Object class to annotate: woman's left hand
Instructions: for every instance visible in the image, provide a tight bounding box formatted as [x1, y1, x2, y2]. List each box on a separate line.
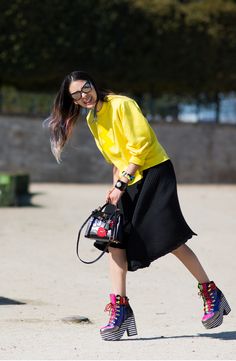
[107, 187, 124, 205]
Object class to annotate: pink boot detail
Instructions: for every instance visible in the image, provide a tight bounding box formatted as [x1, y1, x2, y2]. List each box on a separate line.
[198, 281, 231, 329]
[100, 294, 137, 341]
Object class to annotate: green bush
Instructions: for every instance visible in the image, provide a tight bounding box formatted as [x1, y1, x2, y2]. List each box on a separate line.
[0, 173, 30, 207]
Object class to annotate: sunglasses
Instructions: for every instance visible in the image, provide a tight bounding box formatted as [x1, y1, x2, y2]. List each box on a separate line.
[70, 81, 93, 101]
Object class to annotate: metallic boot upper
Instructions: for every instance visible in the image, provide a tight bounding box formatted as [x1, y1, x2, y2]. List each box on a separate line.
[101, 294, 129, 332]
[100, 294, 137, 341]
[198, 281, 231, 329]
[198, 281, 220, 321]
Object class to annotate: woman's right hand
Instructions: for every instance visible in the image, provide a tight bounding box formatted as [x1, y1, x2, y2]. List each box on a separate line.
[106, 187, 115, 203]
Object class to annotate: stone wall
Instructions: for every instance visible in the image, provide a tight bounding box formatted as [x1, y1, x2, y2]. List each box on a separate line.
[0, 115, 236, 183]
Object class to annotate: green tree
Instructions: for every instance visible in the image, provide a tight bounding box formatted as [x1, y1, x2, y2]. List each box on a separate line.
[0, 0, 236, 104]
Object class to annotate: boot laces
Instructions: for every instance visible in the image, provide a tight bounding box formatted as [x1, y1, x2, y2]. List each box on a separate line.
[104, 302, 120, 324]
[198, 286, 216, 313]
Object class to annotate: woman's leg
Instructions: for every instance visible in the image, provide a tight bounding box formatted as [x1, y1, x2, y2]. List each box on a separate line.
[171, 244, 210, 283]
[108, 247, 128, 296]
[100, 247, 137, 340]
[172, 243, 231, 329]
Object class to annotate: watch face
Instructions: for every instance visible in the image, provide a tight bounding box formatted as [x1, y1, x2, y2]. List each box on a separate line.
[116, 181, 122, 188]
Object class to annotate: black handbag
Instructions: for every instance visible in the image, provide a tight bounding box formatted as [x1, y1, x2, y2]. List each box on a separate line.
[76, 203, 122, 264]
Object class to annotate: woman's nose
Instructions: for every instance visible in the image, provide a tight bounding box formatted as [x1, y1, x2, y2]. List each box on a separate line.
[81, 92, 87, 99]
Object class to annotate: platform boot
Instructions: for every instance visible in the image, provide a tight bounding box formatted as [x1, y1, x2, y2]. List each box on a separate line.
[198, 281, 231, 329]
[100, 294, 138, 341]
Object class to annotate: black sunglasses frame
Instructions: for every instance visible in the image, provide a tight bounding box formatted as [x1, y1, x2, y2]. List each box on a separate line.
[70, 81, 93, 101]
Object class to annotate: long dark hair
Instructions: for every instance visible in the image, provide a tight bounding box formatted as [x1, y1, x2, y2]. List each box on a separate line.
[46, 70, 110, 163]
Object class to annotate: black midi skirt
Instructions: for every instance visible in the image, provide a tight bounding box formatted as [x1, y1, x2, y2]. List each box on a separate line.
[94, 160, 197, 272]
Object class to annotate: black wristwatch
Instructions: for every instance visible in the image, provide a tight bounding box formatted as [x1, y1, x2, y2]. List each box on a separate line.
[115, 179, 128, 192]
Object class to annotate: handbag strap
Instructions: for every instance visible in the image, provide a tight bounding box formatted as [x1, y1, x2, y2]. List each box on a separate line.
[76, 203, 116, 264]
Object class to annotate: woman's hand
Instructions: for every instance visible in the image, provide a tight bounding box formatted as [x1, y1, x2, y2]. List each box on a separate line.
[106, 187, 124, 205]
[105, 187, 114, 203]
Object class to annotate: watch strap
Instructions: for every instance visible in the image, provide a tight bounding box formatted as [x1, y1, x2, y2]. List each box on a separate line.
[115, 179, 128, 191]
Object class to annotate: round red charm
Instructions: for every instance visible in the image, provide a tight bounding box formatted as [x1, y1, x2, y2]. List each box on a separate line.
[97, 227, 107, 238]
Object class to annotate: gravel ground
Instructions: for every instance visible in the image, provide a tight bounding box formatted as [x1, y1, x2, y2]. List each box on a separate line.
[0, 183, 235, 360]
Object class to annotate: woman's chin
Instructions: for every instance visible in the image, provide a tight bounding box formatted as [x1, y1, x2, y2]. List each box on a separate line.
[83, 102, 96, 109]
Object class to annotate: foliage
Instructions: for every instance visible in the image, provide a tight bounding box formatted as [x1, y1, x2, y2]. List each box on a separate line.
[0, 0, 236, 97]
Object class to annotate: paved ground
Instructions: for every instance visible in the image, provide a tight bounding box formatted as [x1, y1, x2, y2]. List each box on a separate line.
[0, 183, 235, 360]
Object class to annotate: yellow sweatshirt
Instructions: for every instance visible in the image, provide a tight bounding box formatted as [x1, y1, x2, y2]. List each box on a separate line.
[86, 95, 169, 185]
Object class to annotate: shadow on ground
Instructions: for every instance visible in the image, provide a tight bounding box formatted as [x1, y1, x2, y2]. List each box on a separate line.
[0, 297, 26, 305]
[121, 331, 236, 341]
[198, 331, 236, 340]
[15, 192, 44, 208]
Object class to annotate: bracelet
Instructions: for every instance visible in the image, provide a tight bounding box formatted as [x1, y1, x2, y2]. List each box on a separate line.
[121, 171, 135, 182]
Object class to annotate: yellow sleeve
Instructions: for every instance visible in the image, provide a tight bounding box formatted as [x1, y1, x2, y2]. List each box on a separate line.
[120, 99, 152, 166]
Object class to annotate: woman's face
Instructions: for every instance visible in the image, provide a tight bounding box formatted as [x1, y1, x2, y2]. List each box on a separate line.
[69, 79, 97, 109]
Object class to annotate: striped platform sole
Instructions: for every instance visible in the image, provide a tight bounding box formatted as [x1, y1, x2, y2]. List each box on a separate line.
[202, 293, 231, 329]
[100, 315, 137, 341]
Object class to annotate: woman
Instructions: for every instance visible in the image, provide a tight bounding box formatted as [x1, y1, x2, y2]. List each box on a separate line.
[47, 70, 231, 341]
